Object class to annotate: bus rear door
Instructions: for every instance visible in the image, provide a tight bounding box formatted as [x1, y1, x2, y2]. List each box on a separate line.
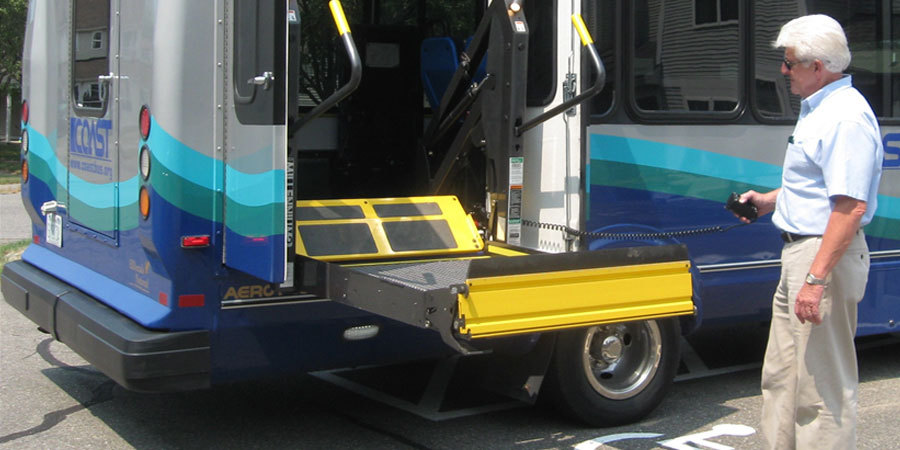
[223, 0, 290, 283]
[66, 0, 119, 244]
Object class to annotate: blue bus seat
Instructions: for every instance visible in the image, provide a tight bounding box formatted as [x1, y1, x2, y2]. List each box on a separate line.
[420, 37, 459, 109]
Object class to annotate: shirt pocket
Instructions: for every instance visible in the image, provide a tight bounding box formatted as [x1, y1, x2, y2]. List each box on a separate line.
[783, 138, 821, 184]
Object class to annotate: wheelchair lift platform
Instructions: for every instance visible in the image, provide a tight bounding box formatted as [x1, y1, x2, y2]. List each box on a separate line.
[295, 196, 695, 354]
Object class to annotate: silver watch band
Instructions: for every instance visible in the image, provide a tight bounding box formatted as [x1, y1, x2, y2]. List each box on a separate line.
[805, 273, 827, 286]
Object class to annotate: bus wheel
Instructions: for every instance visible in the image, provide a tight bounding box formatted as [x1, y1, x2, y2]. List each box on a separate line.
[544, 319, 680, 426]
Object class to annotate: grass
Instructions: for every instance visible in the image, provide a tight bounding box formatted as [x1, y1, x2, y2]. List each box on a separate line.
[0, 239, 30, 275]
[1, 142, 27, 274]
[0, 141, 22, 185]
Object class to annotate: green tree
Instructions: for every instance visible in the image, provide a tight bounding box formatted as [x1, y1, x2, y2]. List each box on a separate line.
[0, 0, 28, 95]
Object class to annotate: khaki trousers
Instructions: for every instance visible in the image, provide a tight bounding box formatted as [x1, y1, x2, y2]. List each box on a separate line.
[760, 231, 869, 450]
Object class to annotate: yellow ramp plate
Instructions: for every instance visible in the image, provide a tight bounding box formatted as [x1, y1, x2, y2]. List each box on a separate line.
[296, 196, 484, 262]
[457, 254, 694, 339]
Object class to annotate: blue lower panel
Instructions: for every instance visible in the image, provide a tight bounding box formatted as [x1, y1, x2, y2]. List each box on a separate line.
[587, 185, 900, 335]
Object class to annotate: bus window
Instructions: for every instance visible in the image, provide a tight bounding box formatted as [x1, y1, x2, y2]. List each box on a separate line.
[629, 0, 741, 116]
[72, 0, 110, 116]
[586, 0, 617, 117]
[753, 0, 900, 120]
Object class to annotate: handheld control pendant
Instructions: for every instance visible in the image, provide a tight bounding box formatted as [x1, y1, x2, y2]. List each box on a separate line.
[725, 192, 758, 222]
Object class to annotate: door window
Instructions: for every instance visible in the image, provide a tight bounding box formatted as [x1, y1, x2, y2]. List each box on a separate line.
[72, 0, 111, 116]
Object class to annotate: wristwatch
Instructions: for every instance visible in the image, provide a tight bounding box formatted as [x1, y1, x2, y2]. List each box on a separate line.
[805, 273, 827, 286]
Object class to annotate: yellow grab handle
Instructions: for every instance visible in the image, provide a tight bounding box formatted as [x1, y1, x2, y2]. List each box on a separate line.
[572, 14, 593, 46]
[329, 0, 351, 36]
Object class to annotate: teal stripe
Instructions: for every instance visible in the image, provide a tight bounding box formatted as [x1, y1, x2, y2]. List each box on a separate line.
[590, 134, 783, 189]
[26, 125, 137, 209]
[590, 134, 900, 221]
[68, 175, 138, 209]
[591, 159, 900, 241]
[225, 164, 284, 207]
[224, 197, 284, 236]
[147, 117, 222, 191]
[27, 126, 65, 198]
[876, 194, 900, 221]
[149, 151, 220, 223]
[148, 117, 284, 207]
[590, 160, 769, 201]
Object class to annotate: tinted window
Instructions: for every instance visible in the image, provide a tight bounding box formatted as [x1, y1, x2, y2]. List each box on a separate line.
[72, 0, 110, 115]
[631, 0, 741, 115]
[753, 0, 899, 120]
[586, 0, 617, 116]
[233, 0, 286, 125]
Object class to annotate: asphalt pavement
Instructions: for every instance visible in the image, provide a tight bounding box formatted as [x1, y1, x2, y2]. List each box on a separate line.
[1, 185, 899, 449]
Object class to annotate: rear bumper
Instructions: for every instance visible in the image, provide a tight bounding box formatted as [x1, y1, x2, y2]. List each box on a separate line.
[1, 259, 210, 392]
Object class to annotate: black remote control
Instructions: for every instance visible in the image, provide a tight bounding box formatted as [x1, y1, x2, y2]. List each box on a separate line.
[725, 192, 758, 222]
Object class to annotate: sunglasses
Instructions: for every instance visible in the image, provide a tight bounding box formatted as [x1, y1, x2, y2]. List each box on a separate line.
[782, 58, 809, 71]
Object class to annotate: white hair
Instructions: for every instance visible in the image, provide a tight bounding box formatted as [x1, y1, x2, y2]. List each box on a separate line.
[773, 14, 851, 72]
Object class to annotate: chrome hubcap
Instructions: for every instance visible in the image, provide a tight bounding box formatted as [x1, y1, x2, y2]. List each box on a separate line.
[581, 321, 663, 400]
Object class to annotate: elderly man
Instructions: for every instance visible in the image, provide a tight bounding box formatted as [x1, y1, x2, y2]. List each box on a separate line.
[735, 14, 884, 450]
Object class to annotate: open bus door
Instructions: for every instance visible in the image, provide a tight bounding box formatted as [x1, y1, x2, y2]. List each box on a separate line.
[223, 0, 290, 283]
[64, 0, 120, 244]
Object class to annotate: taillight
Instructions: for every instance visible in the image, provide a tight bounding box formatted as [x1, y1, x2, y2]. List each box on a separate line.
[139, 145, 151, 180]
[139, 105, 151, 140]
[21, 129, 28, 156]
[21, 100, 28, 126]
[139, 186, 150, 219]
[181, 235, 211, 248]
[22, 160, 28, 183]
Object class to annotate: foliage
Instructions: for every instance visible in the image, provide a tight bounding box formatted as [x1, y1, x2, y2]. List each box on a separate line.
[0, 142, 21, 184]
[0, 239, 30, 275]
[0, 0, 28, 95]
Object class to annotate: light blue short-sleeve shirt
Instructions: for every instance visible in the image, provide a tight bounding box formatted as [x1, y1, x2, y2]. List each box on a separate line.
[773, 75, 884, 235]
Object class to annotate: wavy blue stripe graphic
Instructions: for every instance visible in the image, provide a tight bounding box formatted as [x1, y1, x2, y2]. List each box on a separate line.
[590, 134, 784, 188]
[225, 164, 284, 208]
[27, 125, 138, 209]
[147, 117, 222, 189]
[148, 117, 283, 207]
[590, 133, 900, 221]
[876, 194, 900, 220]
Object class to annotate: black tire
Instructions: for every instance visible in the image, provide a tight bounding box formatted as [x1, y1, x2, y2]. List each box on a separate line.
[544, 319, 681, 426]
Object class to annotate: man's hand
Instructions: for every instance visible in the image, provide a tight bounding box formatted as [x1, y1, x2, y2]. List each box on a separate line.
[795, 284, 824, 325]
[737, 189, 779, 223]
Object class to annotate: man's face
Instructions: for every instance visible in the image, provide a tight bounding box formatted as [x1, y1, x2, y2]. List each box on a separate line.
[781, 48, 820, 98]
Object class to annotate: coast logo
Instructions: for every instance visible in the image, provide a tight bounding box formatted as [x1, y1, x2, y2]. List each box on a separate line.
[70, 117, 113, 160]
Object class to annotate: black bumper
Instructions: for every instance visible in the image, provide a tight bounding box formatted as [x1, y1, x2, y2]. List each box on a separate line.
[1, 260, 210, 392]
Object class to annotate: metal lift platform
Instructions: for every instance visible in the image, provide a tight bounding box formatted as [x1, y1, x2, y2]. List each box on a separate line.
[295, 196, 695, 354]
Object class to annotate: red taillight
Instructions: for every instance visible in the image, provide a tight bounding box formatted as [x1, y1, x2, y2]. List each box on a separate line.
[178, 294, 205, 308]
[21, 100, 28, 126]
[139, 105, 151, 140]
[181, 235, 211, 248]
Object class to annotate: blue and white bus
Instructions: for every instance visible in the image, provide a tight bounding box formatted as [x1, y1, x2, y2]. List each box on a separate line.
[3, 0, 897, 426]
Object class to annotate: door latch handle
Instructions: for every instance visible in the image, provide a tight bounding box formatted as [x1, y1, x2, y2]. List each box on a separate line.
[40, 200, 66, 215]
[98, 73, 128, 83]
[248, 71, 275, 90]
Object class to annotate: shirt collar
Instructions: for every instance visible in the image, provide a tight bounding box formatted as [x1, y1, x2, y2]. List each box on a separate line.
[800, 74, 852, 115]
